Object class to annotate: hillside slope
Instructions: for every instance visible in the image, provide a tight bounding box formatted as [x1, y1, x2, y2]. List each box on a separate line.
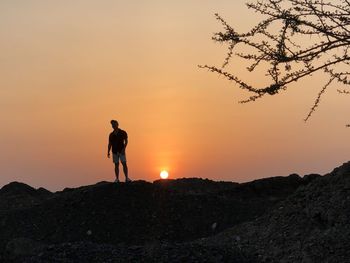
[204, 162, 350, 263]
[0, 171, 323, 262]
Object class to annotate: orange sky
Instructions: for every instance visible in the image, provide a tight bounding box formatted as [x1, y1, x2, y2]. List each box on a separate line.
[1, 0, 349, 191]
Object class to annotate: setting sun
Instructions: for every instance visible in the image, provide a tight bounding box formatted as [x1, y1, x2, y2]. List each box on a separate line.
[160, 170, 169, 179]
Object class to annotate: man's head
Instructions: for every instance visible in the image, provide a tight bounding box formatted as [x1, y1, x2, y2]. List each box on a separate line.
[111, 120, 119, 130]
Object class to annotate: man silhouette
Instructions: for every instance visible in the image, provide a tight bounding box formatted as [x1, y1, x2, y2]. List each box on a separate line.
[107, 120, 131, 183]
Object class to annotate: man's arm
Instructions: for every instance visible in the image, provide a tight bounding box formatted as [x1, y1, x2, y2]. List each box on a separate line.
[107, 139, 112, 158]
[124, 138, 128, 149]
[122, 131, 128, 153]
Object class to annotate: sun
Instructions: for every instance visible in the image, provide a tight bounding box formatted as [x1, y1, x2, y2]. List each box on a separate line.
[160, 170, 169, 179]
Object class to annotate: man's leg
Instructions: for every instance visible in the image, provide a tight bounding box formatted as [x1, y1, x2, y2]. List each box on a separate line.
[121, 161, 129, 182]
[114, 162, 120, 182]
[112, 153, 120, 182]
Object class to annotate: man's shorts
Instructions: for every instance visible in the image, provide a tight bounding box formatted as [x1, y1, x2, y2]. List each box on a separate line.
[112, 152, 127, 163]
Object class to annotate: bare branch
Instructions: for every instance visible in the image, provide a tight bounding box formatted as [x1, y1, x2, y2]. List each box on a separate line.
[304, 77, 335, 122]
[201, 0, 350, 122]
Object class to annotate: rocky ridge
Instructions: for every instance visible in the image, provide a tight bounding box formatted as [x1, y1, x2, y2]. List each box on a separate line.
[1, 163, 347, 262]
[203, 162, 350, 263]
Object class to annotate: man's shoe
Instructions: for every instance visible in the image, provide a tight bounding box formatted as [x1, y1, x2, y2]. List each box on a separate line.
[114, 178, 120, 183]
[125, 178, 132, 183]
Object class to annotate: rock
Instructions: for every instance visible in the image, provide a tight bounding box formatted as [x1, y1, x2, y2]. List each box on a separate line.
[0, 182, 38, 196]
[5, 237, 45, 260]
[329, 161, 350, 176]
[302, 173, 321, 184]
[0, 182, 52, 212]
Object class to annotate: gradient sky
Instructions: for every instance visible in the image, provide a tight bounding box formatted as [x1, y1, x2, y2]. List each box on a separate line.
[1, 0, 349, 191]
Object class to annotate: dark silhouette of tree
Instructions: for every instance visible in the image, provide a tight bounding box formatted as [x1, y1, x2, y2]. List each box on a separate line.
[200, 0, 350, 122]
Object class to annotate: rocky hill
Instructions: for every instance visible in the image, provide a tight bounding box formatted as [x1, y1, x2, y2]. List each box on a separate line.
[1, 163, 347, 262]
[202, 162, 350, 263]
[0, 182, 52, 213]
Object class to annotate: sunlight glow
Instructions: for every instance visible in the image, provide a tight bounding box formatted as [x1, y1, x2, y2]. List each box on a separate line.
[160, 170, 169, 179]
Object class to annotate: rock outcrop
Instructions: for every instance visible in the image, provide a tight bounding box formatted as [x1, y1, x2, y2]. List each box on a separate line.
[1, 163, 343, 262]
[204, 161, 350, 263]
[0, 182, 52, 212]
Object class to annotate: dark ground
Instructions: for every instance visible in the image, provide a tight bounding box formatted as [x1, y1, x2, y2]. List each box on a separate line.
[0, 162, 349, 262]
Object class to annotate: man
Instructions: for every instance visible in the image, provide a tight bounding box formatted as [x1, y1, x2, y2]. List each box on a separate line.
[107, 120, 131, 183]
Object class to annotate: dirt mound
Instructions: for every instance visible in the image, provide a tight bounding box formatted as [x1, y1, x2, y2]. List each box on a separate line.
[0, 182, 52, 212]
[0, 172, 320, 261]
[205, 162, 350, 262]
